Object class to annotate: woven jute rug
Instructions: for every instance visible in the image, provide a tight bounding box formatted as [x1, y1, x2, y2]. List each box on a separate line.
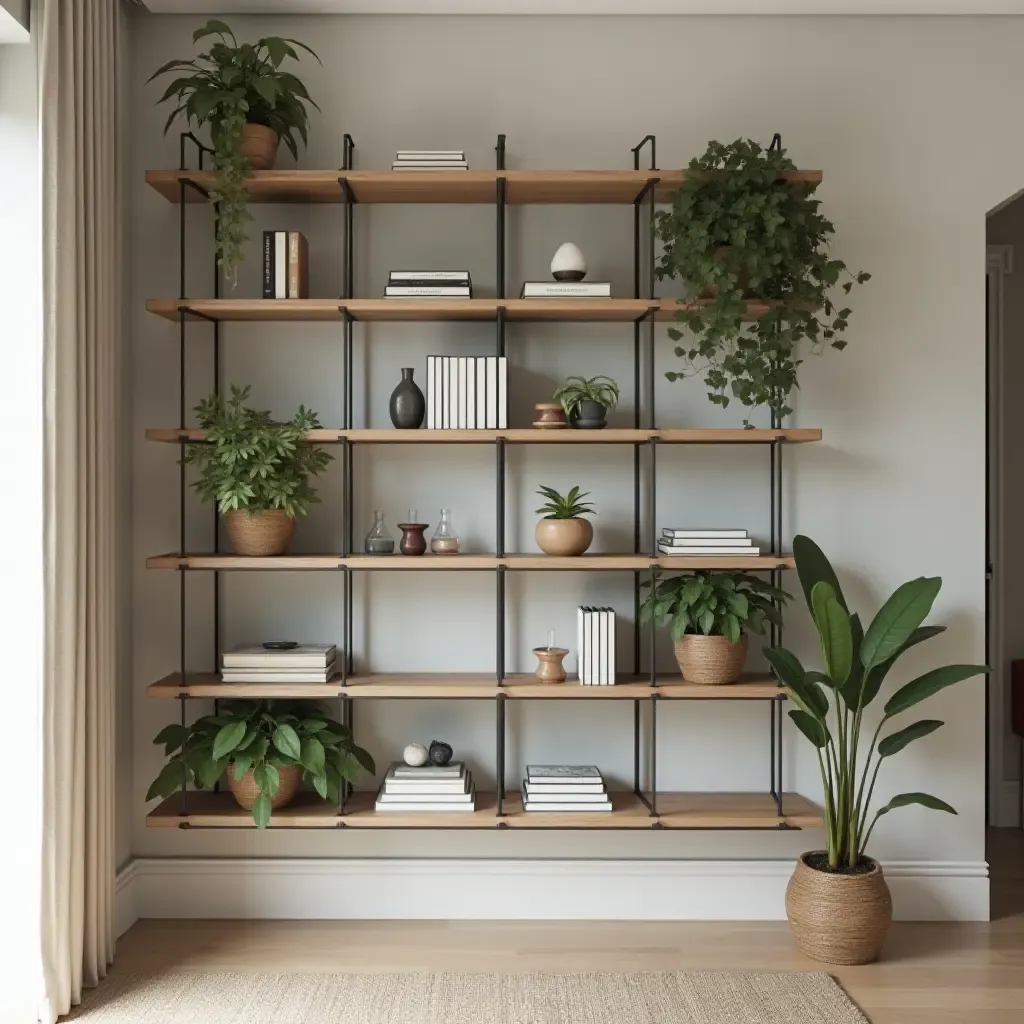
[66, 970, 868, 1023]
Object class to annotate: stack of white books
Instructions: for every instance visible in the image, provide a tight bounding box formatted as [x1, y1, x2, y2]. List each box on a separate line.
[576, 607, 616, 685]
[426, 355, 507, 429]
[658, 528, 760, 556]
[374, 762, 477, 812]
[521, 765, 612, 812]
[391, 150, 468, 170]
[220, 643, 337, 683]
[385, 270, 472, 298]
[520, 281, 611, 298]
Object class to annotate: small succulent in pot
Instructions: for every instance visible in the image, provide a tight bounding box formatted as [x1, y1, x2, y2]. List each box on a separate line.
[534, 485, 596, 556]
[552, 375, 620, 429]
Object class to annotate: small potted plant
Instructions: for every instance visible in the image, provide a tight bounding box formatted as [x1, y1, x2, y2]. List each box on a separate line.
[184, 384, 333, 557]
[655, 138, 869, 424]
[146, 700, 375, 828]
[149, 20, 321, 282]
[767, 535, 986, 964]
[535, 485, 595, 556]
[552, 375, 620, 429]
[640, 570, 789, 685]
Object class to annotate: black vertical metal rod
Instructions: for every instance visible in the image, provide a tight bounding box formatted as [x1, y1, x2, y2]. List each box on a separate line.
[496, 178, 506, 300]
[340, 567, 350, 686]
[495, 133, 506, 171]
[496, 440, 506, 556]
[341, 439, 352, 557]
[212, 201, 221, 674]
[649, 439, 658, 558]
[345, 569, 353, 676]
[496, 694, 506, 813]
[179, 695, 187, 812]
[342, 133, 355, 172]
[770, 698, 777, 797]
[648, 563, 657, 688]
[633, 700, 641, 793]
[775, 695, 784, 816]
[496, 566, 506, 686]
[649, 693, 658, 816]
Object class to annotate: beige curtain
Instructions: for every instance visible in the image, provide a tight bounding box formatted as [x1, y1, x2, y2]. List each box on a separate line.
[39, 0, 122, 1018]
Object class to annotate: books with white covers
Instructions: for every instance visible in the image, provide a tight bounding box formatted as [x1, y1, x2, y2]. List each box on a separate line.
[660, 535, 753, 548]
[661, 528, 748, 539]
[220, 668, 336, 684]
[425, 355, 507, 430]
[521, 786, 612, 813]
[375, 791, 477, 812]
[383, 779, 470, 794]
[658, 544, 761, 556]
[385, 286, 472, 297]
[221, 643, 336, 668]
[392, 762, 465, 778]
[522, 784, 608, 801]
[221, 660, 336, 677]
[390, 270, 471, 281]
[577, 607, 616, 685]
[520, 282, 611, 298]
[396, 151, 465, 160]
[527, 765, 602, 781]
[392, 162, 468, 170]
[377, 789, 474, 805]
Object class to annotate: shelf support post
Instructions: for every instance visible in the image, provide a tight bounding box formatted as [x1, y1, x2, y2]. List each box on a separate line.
[649, 692, 659, 817]
[496, 692, 507, 815]
[496, 565, 506, 687]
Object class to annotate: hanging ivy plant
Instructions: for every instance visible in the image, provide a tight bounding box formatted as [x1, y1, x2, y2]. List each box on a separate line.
[655, 138, 870, 423]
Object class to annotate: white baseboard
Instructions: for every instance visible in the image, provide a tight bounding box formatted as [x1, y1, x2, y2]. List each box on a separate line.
[114, 856, 989, 934]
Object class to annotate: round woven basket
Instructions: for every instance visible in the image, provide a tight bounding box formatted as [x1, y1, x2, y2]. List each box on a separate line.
[224, 509, 294, 556]
[786, 852, 892, 965]
[673, 633, 748, 685]
[240, 123, 279, 170]
[226, 763, 303, 812]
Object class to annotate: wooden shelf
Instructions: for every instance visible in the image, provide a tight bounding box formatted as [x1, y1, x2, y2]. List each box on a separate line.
[147, 427, 821, 446]
[146, 789, 821, 830]
[146, 168, 823, 206]
[148, 671, 787, 701]
[146, 553, 796, 571]
[144, 297, 781, 324]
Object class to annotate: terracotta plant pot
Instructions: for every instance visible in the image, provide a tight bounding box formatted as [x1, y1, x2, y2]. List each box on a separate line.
[786, 852, 893, 965]
[223, 508, 294, 556]
[535, 517, 594, 556]
[673, 633, 748, 685]
[241, 123, 279, 170]
[226, 763, 302, 812]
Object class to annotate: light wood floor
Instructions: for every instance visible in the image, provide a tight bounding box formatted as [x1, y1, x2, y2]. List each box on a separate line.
[110, 829, 1024, 1024]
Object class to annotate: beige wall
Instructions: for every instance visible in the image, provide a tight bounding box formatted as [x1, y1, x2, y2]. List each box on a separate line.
[127, 11, 1020, 876]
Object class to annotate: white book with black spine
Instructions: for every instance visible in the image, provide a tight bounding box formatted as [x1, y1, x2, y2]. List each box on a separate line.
[395, 150, 465, 159]
[521, 282, 611, 298]
[222, 643, 335, 668]
[662, 528, 749, 539]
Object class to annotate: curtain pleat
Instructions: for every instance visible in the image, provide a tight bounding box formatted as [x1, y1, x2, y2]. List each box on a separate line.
[39, 0, 121, 1017]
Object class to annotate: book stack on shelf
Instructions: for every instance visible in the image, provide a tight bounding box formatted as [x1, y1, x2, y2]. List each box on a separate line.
[521, 765, 612, 812]
[576, 607, 616, 685]
[425, 355, 507, 429]
[374, 761, 477, 812]
[261, 231, 309, 299]
[658, 528, 761, 557]
[391, 149, 468, 171]
[385, 270, 472, 298]
[520, 280, 611, 298]
[220, 643, 336, 684]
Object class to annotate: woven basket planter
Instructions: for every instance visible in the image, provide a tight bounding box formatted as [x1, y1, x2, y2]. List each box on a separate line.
[786, 852, 892, 965]
[240, 123, 279, 170]
[673, 633, 748, 685]
[224, 508, 295, 556]
[226, 763, 303, 812]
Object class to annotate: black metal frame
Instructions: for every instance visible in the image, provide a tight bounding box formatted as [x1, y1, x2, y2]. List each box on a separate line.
[166, 132, 794, 830]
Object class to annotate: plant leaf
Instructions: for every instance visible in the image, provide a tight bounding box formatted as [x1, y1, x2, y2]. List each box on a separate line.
[253, 760, 280, 797]
[860, 577, 941, 671]
[793, 534, 847, 612]
[350, 745, 375, 775]
[878, 719, 943, 757]
[811, 581, 853, 685]
[883, 664, 987, 718]
[272, 723, 302, 760]
[146, 761, 186, 801]
[860, 625, 947, 708]
[251, 792, 272, 828]
[299, 736, 325, 775]
[212, 719, 247, 760]
[789, 708, 830, 748]
[874, 791, 957, 819]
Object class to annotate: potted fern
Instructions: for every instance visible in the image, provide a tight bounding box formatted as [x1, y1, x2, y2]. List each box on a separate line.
[767, 535, 986, 964]
[552, 375, 620, 429]
[184, 384, 333, 556]
[640, 571, 789, 685]
[148, 19, 321, 283]
[535, 485, 595, 556]
[147, 700, 374, 828]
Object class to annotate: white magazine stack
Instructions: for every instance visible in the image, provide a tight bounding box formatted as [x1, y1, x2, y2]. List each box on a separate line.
[374, 762, 477, 812]
[521, 765, 612, 812]
[220, 643, 336, 684]
[576, 607, 616, 684]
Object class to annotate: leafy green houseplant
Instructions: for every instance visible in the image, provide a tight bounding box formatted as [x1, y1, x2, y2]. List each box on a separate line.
[640, 571, 789, 685]
[767, 535, 986, 964]
[655, 138, 870, 424]
[147, 700, 374, 827]
[183, 384, 333, 556]
[534, 485, 596, 556]
[148, 19, 321, 282]
[552, 375, 620, 429]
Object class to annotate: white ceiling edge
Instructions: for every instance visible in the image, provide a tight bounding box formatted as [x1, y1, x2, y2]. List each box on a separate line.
[138, 1, 1024, 16]
[0, 11, 29, 44]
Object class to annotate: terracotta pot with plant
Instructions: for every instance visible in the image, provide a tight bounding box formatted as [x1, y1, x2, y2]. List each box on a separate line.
[184, 384, 333, 556]
[149, 20, 321, 283]
[147, 700, 375, 828]
[766, 535, 986, 964]
[640, 570, 789, 685]
[655, 137, 870, 425]
[534, 485, 595, 556]
[552, 374, 620, 430]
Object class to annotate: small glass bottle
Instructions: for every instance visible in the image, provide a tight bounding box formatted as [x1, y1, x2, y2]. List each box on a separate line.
[364, 509, 395, 554]
[430, 508, 460, 554]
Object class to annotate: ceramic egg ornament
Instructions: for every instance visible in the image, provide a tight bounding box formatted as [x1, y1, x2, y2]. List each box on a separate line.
[403, 742, 428, 767]
[550, 242, 587, 282]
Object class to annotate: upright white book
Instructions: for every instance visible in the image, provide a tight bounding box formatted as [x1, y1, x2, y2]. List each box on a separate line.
[426, 356, 436, 429]
[607, 608, 616, 685]
[274, 231, 287, 299]
[466, 358, 477, 429]
[457, 357, 467, 429]
[485, 356, 498, 429]
[582, 607, 594, 685]
[476, 359, 486, 429]
[577, 607, 585, 687]
[222, 643, 336, 669]
[448, 357, 459, 430]
[497, 356, 507, 429]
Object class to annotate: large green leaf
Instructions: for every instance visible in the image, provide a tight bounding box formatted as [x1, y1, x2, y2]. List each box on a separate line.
[299, 736, 325, 775]
[789, 709, 830, 748]
[793, 534, 847, 613]
[253, 761, 280, 797]
[153, 723, 188, 755]
[212, 720, 247, 761]
[878, 719, 943, 757]
[860, 577, 941, 671]
[350, 745, 375, 775]
[860, 625, 947, 708]
[193, 19, 234, 44]
[838, 613, 864, 708]
[251, 793, 272, 829]
[272, 723, 302, 760]
[874, 791, 957, 819]
[883, 664, 987, 717]
[811, 581, 853, 685]
[763, 645, 805, 688]
[146, 761, 186, 801]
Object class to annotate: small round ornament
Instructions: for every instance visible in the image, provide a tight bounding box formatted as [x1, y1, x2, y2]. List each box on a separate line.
[550, 241, 587, 282]
[403, 742, 428, 767]
[428, 740, 454, 766]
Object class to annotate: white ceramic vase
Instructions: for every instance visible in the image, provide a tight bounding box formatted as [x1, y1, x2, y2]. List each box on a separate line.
[550, 241, 587, 282]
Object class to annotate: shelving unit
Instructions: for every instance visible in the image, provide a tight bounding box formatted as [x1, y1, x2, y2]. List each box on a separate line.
[143, 132, 823, 832]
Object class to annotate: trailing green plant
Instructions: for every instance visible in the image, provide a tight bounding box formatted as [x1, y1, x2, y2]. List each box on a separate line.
[183, 384, 333, 518]
[148, 19, 321, 283]
[766, 535, 986, 871]
[640, 570, 789, 645]
[146, 700, 374, 827]
[552, 374, 621, 419]
[535, 485, 595, 520]
[655, 138, 870, 424]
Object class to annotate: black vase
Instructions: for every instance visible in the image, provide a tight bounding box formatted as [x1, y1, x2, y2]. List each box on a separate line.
[389, 368, 425, 429]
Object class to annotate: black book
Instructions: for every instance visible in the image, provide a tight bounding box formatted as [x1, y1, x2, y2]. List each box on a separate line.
[262, 232, 274, 299]
[387, 279, 471, 289]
